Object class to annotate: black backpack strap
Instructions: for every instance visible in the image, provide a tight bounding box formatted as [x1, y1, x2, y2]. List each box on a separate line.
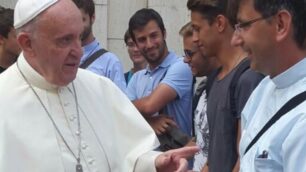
[79, 48, 108, 69]
[244, 90, 306, 155]
[229, 58, 250, 116]
[193, 79, 207, 112]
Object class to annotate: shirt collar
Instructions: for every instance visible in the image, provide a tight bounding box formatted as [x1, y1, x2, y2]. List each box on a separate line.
[272, 57, 306, 88]
[145, 51, 177, 74]
[17, 53, 60, 90]
[83, 38, 100, 53]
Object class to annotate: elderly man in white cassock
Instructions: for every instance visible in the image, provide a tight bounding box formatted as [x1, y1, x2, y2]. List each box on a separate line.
[0, 0, 198, 171]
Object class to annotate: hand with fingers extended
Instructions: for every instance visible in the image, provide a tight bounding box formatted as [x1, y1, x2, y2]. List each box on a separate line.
[147, 115, 177, 135]
[155, 146, 199, 172]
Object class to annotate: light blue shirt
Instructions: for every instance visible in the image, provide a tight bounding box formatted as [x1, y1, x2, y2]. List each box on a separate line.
[240, 58, 306, 172]
[80, 39, 126, 93]
[127, 52, 193, 136]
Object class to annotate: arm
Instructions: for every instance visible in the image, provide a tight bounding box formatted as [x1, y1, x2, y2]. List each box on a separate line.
[133, 60, 193, 118]
[132, 83, 177, 118]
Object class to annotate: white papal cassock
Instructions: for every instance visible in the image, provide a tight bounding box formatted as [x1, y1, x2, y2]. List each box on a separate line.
[0, 54, 161, 172]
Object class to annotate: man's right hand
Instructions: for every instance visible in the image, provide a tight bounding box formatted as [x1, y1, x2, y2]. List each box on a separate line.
[147, 115, 177, 135]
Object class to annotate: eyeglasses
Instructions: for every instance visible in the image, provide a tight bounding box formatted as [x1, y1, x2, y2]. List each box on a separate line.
[184, 49, 196, 59]
[235, 15, 272, 32]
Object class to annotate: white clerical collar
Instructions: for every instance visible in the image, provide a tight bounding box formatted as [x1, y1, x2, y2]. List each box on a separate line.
[17, 53, 60, 90]
[272, 57, 306, 89]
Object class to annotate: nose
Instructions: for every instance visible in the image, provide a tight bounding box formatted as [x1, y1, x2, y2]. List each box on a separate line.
[231, 31, 243, 47]
[145, 38, 154, 49]
[72, 39, 83, 58]
[192, 31, 200, 44]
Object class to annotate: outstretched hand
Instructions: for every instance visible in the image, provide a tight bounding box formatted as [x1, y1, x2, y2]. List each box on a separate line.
[155, 146, 199, 172]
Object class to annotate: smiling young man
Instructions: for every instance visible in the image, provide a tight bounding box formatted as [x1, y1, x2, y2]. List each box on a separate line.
[127, 9, 194, 144]
[179, 22, 220, 172]
[231, 0, 306, 171]
[187, 0, 264, 171]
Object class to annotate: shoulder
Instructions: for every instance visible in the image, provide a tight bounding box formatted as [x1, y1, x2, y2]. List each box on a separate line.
[238, 69, 265, 86]
[101, 51, 120, 61]
[89, 49, 121, 65]
[94, 51, 123, 69]
[169, 58, 189, 70]
[165, 58, 192, 78]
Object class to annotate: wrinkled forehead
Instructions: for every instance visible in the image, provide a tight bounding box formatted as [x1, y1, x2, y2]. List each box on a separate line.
[36, 1, 82, 27]
[31, 2, 83, 40]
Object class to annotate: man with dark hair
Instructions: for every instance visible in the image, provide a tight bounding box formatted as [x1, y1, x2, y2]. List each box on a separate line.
[123, 29, 147, 84]
[0, 0, 199, 171]
[231, 0, 306, 171]
[187, 0, 263, 171]
[0, 7, 21, 73]
[72, 0, 126, 92]
[127, 8, 194, 148]
[179, 22, 220, 171]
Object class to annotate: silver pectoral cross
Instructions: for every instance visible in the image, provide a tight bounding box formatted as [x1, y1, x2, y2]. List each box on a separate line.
[76, 163, 83, 172]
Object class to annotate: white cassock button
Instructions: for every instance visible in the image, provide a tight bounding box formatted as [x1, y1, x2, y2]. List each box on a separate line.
[82, 143, 88, 150]
[76, 130, 81, 136]
[70, 115, 76, 121]
[88, 158, 95, 165]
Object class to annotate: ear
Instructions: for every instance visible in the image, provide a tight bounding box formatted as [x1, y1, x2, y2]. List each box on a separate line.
[275, 10, 292, 42]
[17, 33, 35, 56]
[91, 13, 96, 24]
[162, 29, 167, 40]
[214, 14, 227, 32]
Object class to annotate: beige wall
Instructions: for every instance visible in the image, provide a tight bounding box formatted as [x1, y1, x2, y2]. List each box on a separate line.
[0, 0, 190, 72]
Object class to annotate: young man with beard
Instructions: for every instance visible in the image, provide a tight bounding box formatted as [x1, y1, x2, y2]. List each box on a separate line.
[179, 22, 220, 172]
[0, 7, 21, 73]
[232, 0, 306, 171]
[187, 0, 264, 171]
[127, 9, 194, 146]
[72, 0, 126, 92]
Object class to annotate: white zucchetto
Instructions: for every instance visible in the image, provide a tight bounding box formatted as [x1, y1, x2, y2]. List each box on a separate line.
[14, 0, 58, 29]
